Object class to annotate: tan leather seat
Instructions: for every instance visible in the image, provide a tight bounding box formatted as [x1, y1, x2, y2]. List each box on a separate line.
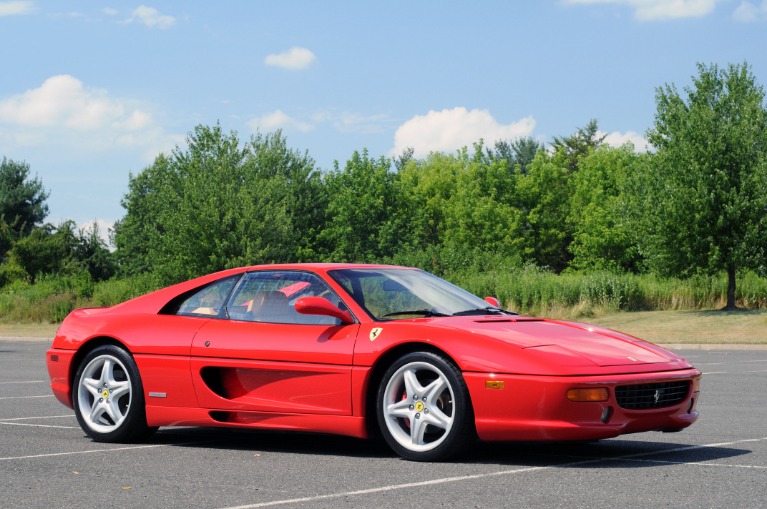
[248, 291, 290, 321]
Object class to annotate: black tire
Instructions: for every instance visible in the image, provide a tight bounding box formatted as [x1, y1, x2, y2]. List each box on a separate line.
[72, 344, 156, 442]
[376, 351, 474, 461]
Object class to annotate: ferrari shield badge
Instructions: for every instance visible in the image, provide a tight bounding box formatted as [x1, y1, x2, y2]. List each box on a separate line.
[369, 327, 383, 341]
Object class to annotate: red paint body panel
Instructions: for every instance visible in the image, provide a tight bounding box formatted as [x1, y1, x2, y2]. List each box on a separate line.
[352, 317, 692, 376]
[190, 319, 358, 364]
[189, 357, 353, 415]
[46, 263, 702, 446]
[143, 405, 368, 438]
[465, 370, 700, 441]
[134, 354, 198, 408]
[46, 348, 76, 408]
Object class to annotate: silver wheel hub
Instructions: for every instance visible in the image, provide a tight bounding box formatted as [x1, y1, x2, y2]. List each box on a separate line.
[382, 361, 455, 453]
[77, 354, 132, 433]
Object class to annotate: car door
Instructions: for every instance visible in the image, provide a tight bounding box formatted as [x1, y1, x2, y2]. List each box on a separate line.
[189, 270, 359, 416]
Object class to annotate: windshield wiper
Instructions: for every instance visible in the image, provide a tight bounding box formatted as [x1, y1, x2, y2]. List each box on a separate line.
[382, 309, 449, 318]
[452, 307, 518, 316]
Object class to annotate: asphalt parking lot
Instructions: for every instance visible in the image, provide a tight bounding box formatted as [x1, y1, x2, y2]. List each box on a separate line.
[1, 339, 765, 509]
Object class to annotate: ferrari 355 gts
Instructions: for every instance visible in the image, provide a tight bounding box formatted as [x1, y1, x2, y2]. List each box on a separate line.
[47, 264, 701, 461]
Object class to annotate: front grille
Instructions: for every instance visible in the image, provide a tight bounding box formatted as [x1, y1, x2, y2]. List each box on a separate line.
[615, 381, 690, 410]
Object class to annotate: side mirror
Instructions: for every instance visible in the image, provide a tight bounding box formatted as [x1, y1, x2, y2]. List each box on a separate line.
[484, 296, 500, 308]
[295, 297, 354, 324]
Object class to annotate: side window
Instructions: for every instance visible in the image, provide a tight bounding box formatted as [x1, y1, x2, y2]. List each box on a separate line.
[359, 276, 428, 318]
[174, 276, 239, 317]
[226, 271, 343, 325]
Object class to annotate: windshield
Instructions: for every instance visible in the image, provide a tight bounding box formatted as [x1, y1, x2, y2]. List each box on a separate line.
[328, 268, 504, 320]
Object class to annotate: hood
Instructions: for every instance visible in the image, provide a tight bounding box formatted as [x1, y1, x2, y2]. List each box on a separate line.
[461, 316, 682, 368]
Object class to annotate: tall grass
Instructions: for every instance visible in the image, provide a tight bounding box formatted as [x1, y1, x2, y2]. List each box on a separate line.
[452, 266, 767, 319]
[1, 268, 765, 324]
[0, 272, 158, 324]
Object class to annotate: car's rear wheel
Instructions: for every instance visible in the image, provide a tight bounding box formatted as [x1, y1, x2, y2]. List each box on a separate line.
[73, 345, 155, 442]
[377, 351, 473, 461]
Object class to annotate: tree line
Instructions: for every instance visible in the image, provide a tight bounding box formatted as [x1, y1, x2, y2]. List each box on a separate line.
[2, 62, 766, 310]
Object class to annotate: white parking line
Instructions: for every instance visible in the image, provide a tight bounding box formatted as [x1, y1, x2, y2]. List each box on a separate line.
[224, 466, 550, 509]
[0, 395, 53, 400]
[0, 443, 176, 462]
[0, 380, 46, 385]
[218, 436, 767, 509]
[0, 415, 72, 421]
[0, 422, 78, 429]
[627, 458, 767, 469]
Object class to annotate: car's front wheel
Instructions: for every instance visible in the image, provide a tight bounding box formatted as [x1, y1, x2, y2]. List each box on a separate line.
[73, 345, 155, 442]
[377, 351, 473, 461]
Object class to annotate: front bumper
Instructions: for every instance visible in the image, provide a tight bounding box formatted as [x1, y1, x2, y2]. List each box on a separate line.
[465, 369, 701, 441]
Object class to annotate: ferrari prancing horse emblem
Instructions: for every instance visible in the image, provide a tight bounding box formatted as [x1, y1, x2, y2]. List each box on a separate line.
[369, 327, 383, 341]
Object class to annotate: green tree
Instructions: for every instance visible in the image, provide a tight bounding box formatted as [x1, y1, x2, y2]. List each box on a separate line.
[114, 125, 314, 284]
[0, 157, 49, 238]
[395, 152, 459, 258]
[7, 224, 65, 281]
[74, 222, 117, 282]
[6, 220, 115, 283]
[503, 121, 611, 272]
[551, 119, 606, 173]
[318, 150, 398, 262]
[488, 136, 544, 174]
[645, 62, 767, 309]
[516, 150, 573, 272]
[8, 221, 77, 281]
[392, 145, 525, 273]
[113, 153, 176, 276]
[444, 151, 524, 263]
[244, 130, 327, 261]
[568, 145, 645, 272]
[0, 215, 21, 260]
[394, 146, 415, 172]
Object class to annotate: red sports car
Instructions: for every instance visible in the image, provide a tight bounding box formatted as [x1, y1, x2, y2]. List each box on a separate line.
[47, 264, 701, 461]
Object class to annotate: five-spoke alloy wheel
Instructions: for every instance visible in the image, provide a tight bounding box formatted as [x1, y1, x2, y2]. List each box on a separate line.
[73, 345, 154, 442]
[377, 351, 473, 461]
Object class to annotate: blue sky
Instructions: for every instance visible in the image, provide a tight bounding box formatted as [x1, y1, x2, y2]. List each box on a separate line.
[1, 0, 766, 240]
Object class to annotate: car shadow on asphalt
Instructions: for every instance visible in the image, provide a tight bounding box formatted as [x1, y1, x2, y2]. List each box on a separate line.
[135, 427, 753, 467]
[143, 426, 395, 458]
[463, 438, 753, 468]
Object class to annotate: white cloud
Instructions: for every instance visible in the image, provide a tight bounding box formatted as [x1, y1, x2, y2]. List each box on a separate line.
[248, 108, 396, 136]
[0, 75, 178, 161]
[600, 130, 649, 151]
[564, 0, 717, 20]
[733, 0, 767, 21]
[102, 7, 119, 16]
[312, 110, 395, 134]
[264, 47, 317, 70]
[115, 110, 152, 131]
[0, 1, 34, 16]
[391, 107, 536, 158]
[1, 75, 134, 129]
[125, 5, 175, 29]
[248, 110, 314, 133]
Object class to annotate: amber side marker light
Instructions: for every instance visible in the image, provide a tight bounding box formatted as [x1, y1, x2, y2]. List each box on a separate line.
[485, 380, 505, 389]
[692, 376, 701, 392]
[567, 388, 609, 402]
